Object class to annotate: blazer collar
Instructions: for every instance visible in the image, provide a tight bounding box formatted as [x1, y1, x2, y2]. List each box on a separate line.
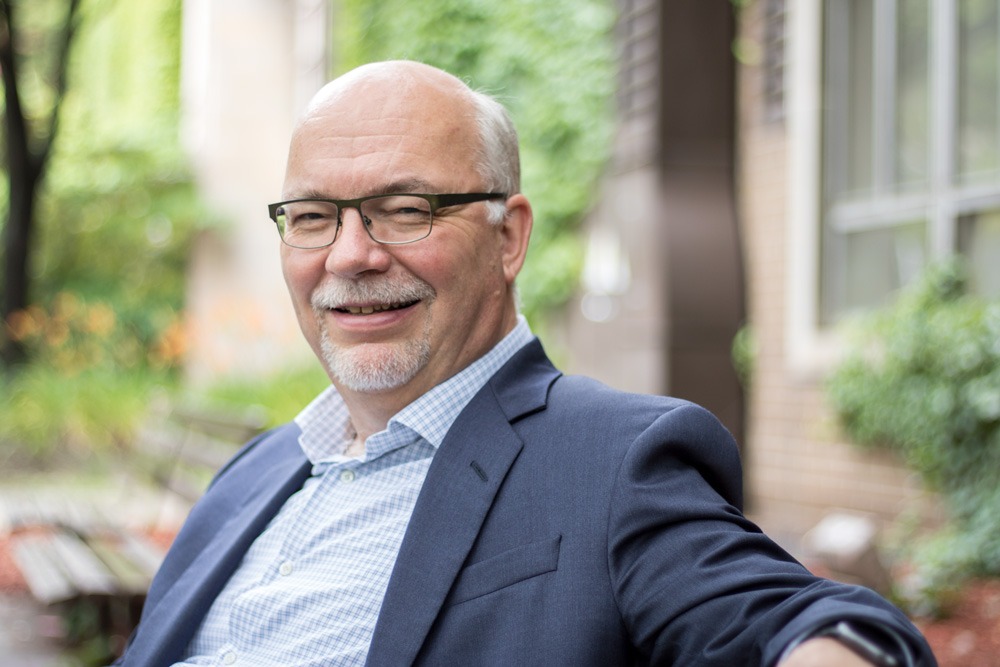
[366, 338, 561, 666]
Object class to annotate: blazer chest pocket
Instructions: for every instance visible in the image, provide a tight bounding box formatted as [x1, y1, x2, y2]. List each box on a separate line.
[448, 535, 561, 605]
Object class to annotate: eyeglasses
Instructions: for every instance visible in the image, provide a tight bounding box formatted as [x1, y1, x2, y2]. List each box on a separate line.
[267, 192, 507, 249]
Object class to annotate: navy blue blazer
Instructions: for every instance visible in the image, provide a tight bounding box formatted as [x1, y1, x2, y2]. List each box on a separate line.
[119, 339, 934, 666]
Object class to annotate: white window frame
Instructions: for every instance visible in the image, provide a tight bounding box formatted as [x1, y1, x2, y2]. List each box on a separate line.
[786, 0, 835, 376]
[785, 0, 1000, 377]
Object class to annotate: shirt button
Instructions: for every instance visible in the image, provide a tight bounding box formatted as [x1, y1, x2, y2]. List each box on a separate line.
[340, 469, 356, 483]
[279, 561, 293, 576]
[222, 651, 237, 665]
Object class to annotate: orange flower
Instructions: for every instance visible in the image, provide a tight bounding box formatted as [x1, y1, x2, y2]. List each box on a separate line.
[84, 303, 116, 336]
[152, 319, 188, 366]
[5, 309, 41, 341]
[52, 292, 81, 321]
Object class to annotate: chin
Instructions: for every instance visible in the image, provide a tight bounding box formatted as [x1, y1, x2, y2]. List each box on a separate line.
[320, 337, 430, 394]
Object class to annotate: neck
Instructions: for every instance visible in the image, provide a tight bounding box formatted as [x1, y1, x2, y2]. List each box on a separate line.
[335, 309, 520, 446]
[339, 388, 412, 446]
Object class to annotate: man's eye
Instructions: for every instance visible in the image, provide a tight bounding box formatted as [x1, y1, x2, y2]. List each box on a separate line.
[395, 206, 429, 215]
[288, 209, 335, 227]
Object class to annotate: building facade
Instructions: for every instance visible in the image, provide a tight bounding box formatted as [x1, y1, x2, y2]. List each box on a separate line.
[567, 0, 1000, 539]
[739, 0, 1000, 536]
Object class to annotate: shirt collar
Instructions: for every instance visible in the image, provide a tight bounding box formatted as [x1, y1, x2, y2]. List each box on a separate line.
[295, 316, 533, 464]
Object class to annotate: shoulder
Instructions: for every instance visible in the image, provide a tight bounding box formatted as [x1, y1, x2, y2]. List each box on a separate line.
[208, 421, 304, 488]
[529, 373, 744, 505]
[547, 373, 728, 444]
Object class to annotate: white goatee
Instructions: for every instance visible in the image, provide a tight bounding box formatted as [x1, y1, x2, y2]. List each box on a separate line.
[311, 276, 435, 393]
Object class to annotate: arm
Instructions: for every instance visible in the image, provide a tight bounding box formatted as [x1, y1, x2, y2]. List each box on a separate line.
[607, 402, 935, 666]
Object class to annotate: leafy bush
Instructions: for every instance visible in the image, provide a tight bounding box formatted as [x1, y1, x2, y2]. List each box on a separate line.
[0, 364, 171, 467]
[827, 260, 1000, 611]
[196, 364, 333, 430]
[0, 292, 183, 462]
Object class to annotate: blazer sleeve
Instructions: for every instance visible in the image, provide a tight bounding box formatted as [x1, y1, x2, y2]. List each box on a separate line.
[605, 402, 936, 666]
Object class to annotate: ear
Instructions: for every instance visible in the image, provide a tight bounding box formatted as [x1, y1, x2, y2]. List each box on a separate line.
[498, 194, 533, 285]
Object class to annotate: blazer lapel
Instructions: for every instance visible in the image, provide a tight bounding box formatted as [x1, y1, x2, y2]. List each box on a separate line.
[128, 430, 312, 666]
[365, 339, 560, 666]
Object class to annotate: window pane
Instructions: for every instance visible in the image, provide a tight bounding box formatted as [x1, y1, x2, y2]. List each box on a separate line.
[957, 0, 1000, 181]
[847, 0, 875, 194]
[821, 222, 927, 324]
[823, 0, 875, 201]
[958, 210, 1000, 297]
[895, 0, 930, 188]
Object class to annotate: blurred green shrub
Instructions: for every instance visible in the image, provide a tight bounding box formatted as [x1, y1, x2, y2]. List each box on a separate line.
[196, 364, 333, 430]
[731, 324, 755, 389]
[827, 259, 1000, 613]
[0, 292, 181, 463]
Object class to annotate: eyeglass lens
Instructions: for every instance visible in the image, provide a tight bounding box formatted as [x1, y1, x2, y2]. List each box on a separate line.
[275, 195, 434, 248]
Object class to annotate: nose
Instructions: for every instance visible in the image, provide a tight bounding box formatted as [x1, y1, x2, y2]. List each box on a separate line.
[323, 206, 392, 278]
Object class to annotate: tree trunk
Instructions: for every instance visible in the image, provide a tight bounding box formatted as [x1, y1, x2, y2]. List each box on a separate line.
[1, 0, 35, 365]
[1, 0, 79, 366]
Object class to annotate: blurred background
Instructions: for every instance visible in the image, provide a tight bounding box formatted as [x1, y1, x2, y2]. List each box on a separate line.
[3, 0, 1000, 664]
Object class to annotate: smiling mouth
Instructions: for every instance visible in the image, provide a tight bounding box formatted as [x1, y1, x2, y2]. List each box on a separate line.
[335, 300, 419, 315]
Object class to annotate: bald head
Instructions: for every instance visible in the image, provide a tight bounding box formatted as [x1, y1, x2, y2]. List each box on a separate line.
[303, 61, 473, 121]
[288, 60, 520, 203]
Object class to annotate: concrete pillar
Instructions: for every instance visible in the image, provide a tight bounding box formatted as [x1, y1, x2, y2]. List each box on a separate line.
[180, 0, 329, 384]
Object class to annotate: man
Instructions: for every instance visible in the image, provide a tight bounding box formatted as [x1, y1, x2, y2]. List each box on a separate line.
[118, 61, 935, 666]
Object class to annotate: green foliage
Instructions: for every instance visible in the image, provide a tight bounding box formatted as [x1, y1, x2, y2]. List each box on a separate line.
[36, 0, 201, 309]
[335, 0, 617, 322]
[1, 0, 203, 463]
[731, 324, 755, 388]
[827, 259, 1000, 608]
[195, 364, 333, 430]
[0, 362, 171, 464]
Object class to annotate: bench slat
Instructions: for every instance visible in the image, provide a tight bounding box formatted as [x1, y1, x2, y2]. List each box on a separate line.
[86, 535, 151, 594]
[49, 529, 119, 596]
[116, 530, 168, 578]
[10, 534, 77, 605]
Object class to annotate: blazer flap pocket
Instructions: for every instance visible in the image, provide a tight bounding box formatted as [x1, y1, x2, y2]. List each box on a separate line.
[449, 535, 561, 605]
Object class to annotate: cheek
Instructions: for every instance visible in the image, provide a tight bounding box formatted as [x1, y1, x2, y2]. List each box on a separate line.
[418, 250, 483, 302]
[282, 251, 320, 300]
[281, 252, 325, 330]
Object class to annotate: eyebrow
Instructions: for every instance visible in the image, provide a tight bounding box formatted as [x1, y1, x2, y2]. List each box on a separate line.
[370, 178, 438, 196]
[287, 178, 440, 201]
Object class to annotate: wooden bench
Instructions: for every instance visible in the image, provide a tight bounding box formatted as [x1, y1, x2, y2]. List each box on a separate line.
[135, 400, 268, 507]
[8, 400, 266, 658]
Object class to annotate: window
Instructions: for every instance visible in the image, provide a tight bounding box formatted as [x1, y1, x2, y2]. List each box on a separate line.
[763, 0, 788, 122]
[819, 0, 1000, 324]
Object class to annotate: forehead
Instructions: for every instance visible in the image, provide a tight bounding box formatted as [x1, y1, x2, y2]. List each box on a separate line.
[284, 76, 480, 197]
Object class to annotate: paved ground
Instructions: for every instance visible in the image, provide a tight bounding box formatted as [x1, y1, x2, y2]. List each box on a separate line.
[0, 594, 74, 667]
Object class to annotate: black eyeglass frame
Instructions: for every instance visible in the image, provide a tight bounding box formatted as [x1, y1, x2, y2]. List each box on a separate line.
[267, 192, 507, 248]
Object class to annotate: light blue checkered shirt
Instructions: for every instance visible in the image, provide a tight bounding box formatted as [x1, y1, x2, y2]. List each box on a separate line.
[176, 317, 533, 667]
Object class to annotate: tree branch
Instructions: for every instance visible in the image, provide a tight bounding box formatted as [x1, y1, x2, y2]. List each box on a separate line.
[35, 0, 83, 176]
[1, 0, 29, 169]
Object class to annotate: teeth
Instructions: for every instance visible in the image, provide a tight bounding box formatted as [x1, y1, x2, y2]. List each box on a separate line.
[343, 303, 401, 315]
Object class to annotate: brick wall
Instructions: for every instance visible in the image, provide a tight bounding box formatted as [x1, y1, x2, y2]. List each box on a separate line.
[735, 1, 927, 541]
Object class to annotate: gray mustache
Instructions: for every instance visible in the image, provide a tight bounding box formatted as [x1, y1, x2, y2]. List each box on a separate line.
[311, 277, 435, 310]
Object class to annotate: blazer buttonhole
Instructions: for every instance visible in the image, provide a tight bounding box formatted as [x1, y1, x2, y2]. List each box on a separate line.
[470, 460, 489, 482]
